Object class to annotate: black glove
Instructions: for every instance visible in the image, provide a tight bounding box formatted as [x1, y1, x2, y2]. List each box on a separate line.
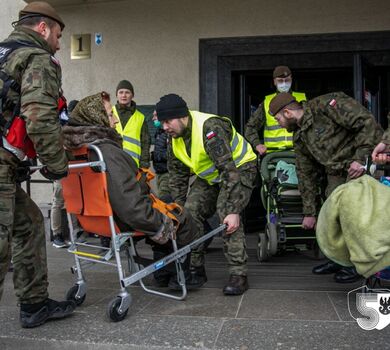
[15, 159, 38, 183]
[160, 194, 174, 203]
[39, 166, 68, 180]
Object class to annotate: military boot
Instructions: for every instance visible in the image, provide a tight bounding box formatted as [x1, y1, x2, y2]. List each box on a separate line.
[20, 298, 76, 328]
[223, 275, 249, 295]
[169, 266, 207, 291]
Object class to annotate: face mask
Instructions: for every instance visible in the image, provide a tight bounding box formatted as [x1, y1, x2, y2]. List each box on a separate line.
[153, 120, 161, 128]
[276, 81, 292, 93]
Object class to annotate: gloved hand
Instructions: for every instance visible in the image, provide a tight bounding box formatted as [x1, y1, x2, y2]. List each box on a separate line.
[15, 159, 38, 183]
[39, 166, 68, 180]
[160, 194, 174, 203]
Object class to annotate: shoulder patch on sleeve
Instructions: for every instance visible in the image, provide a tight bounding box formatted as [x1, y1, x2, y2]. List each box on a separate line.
[50, 56, 60, 66]
[329, 98, 337, 107]
[206, 131, 216, 139]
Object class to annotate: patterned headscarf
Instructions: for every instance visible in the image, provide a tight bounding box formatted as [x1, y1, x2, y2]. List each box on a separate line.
[70, 93, 110, 127]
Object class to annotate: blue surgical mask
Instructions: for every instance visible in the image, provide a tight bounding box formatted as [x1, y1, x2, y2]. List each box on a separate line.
[276, 81, 292, 93]
[153, 120, 161, 128]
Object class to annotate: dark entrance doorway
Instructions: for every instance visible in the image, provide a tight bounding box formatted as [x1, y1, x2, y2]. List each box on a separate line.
[199, 31, 390, 232]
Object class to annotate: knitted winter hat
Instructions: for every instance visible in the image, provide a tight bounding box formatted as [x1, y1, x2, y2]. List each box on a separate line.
[155, 94, 189, 121]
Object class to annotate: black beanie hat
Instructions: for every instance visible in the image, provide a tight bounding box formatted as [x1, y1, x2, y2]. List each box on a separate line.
[156, 94, 189, 121]
[116, 80, 134, 95]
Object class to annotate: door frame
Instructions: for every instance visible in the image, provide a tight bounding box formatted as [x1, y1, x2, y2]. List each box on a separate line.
[199, 31, 390, 117]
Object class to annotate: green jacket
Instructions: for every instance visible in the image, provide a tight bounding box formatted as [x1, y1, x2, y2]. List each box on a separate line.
[167, 115, 257, 214]
[294, 92, 383, 215]
[1, 26, 67, 173]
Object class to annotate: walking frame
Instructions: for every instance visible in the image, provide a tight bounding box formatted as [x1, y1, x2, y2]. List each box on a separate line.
[60, 143, 225, 321]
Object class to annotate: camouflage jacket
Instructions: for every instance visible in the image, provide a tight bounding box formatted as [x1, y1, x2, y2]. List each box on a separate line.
[114, 101, 151, 168]
[1, 26, 67, 172]
[244, 101, 267, 149]
[167, 114, 257, 214]
[294, 92, 383, 216]
[381, 112, 390, 144]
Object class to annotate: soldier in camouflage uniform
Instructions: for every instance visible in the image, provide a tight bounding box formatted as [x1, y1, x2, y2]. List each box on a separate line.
[0, 2, 75, 328]
[113, 80, 151, 168]
[244, 66, 306, 155]
[156, 94, 257, 295]
[269, 91, 383, 283]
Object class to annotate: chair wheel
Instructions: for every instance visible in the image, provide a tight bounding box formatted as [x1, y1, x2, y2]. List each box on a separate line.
[66, 285, 86, 306]
[257, 233, 269, 262]
[107, 297, 129, 322]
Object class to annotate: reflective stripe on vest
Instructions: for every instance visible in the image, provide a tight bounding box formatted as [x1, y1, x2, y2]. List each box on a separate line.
[172, 111, 256, 185]
[264, 91, 306, 151]
[113, 106, 145, 166]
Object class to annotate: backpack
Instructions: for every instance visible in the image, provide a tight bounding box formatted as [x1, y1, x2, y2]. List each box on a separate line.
[0, 40, 44, 132]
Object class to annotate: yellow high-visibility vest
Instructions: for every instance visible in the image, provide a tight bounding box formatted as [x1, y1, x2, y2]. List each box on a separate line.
[172, 110, 256, 185]
[264, 91, 306, 151]
[113, 106, 145, 166]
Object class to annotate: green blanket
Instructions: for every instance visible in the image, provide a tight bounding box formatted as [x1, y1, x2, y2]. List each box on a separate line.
[317, 175, 390, 278]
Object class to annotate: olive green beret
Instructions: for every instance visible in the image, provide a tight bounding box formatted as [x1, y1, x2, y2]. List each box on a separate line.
[269, 92, 297, 116]
[19, 1, 65, 30]
[273, 65, 292, 78]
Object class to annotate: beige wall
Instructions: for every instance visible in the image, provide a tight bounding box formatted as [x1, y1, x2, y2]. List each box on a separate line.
[2, 0, 390, 109]
[1, 1, 26, 40]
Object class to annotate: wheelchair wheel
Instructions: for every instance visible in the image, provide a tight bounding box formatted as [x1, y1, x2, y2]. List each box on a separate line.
[66, 285, 86, 306]
[266, 223, 278, 256]
[107, 297, 129, 322]
[257, 233, 269, 262]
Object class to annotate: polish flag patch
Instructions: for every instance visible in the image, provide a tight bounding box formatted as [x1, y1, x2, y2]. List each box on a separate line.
[206, 131, 216, 139]
[329, 99, 337, 107]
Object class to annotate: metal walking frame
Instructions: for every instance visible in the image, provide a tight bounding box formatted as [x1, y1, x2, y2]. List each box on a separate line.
[60, 143, 226, 322]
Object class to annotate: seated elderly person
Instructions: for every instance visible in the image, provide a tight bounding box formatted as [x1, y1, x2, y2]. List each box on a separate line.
[316, 174, 390, 279]
[62, 91, 198, 288]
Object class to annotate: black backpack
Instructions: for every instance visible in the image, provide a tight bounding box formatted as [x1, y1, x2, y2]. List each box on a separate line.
[0, 40, 42, 132]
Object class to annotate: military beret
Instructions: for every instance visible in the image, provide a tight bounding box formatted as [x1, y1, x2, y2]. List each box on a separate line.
[19, 1, 65, 30]
[116, 80, 134, 95]
[273, 65, 292, 78]
[269, 92, 297, 116]
[156, 94, 189, 121]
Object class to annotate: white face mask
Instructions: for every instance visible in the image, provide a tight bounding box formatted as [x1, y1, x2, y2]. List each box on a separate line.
[276, 81, 292, 93]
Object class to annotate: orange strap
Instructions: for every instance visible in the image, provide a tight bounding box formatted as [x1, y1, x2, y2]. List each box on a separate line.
[136, 167, 183, 225]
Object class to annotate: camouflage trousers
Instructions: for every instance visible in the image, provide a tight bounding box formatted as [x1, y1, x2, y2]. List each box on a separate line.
[185, 171, 256, 276]
[0, 153, 48, 304]
[325, 173, 348, 197]
[156, 172, 170, 198]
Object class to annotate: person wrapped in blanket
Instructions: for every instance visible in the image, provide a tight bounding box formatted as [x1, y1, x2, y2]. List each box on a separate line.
[62, 91, 198, 288]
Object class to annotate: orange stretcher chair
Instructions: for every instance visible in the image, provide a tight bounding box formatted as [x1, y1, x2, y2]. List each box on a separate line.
[61, 144, 225, 322]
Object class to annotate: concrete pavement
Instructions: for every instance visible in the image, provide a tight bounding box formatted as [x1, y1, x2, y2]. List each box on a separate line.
[2, 231, 390, 350]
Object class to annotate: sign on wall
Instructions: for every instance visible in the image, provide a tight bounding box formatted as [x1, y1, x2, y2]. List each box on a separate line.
[71, 34, 91, 60]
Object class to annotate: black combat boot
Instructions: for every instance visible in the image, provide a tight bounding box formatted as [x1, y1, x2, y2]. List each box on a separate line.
[168, 266, 207, 290]
[312, 260, 343, 274]
[223, 275, 249, 295]
[20, 298, 76, 328]
[334, 267, 362, 283]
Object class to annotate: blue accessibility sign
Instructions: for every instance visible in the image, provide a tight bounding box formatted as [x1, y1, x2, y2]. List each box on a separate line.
[95, 33, 102, 46]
